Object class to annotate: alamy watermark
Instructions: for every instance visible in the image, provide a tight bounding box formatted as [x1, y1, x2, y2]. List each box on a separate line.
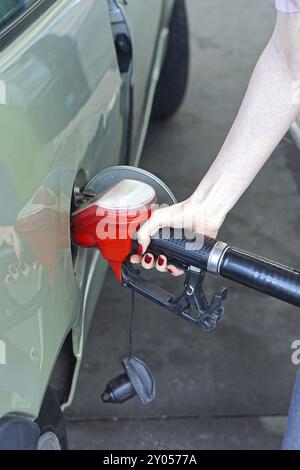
[291, 340, 300, 365]
[93, 202, 207, 250]
[0, 340, 6, 365]
[0, 80, 6, 105]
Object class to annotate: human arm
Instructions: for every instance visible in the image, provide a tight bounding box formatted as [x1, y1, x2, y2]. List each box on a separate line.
[132, 12, 300, 274]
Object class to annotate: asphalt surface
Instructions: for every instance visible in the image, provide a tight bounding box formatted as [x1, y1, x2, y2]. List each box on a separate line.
[66, 0, 300, 450]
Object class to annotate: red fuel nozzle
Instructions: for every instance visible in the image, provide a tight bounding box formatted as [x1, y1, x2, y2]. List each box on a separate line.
[71, 179, 156, 283]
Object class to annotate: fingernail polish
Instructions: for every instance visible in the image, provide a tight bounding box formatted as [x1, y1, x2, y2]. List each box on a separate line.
[158, 256, 164, 266]
[167, 268, 173, 273]
[137, 244, 143, 255]
[145, 254, 152, 264]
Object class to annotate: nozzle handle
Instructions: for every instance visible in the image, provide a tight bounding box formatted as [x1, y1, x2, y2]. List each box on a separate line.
[135, 229, 218, 271]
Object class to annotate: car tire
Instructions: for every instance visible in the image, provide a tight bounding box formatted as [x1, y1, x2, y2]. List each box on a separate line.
[151, 0, 189, 120]
[35, 386, 68, 450]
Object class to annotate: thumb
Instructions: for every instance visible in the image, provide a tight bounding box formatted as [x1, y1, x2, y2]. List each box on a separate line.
[137, 207, 169, 254]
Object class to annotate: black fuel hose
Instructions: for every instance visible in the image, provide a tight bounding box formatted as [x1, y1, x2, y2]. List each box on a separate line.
[220, 248, 300, 307]
[141, 230, 300, 307]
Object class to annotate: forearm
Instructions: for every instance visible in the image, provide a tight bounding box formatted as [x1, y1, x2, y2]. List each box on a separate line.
[193, 15, 300, 224]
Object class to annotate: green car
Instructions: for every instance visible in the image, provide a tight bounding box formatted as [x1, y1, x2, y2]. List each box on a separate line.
[0, 0, 189, 449]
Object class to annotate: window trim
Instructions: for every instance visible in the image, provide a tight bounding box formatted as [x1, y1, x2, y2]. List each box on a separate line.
[0, 0, 57, 51]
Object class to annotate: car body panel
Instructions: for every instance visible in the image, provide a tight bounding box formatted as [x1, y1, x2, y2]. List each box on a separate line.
[0, 0, 175, 420]
[0, 0, 124, 419]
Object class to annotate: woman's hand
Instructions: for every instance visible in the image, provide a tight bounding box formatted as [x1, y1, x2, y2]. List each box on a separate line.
[130, 196, 224, 276]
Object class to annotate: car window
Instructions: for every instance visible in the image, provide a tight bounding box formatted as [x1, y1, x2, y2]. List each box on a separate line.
[0, 0, 57, 50]
[0, 0, 37, 27]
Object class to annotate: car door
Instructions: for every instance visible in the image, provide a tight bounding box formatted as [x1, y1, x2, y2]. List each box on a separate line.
[119, 0, 165, 164]
[0, 0, 125, 418]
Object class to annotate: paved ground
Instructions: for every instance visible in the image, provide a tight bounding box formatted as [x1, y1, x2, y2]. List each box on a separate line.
[66, 0, 300, 450]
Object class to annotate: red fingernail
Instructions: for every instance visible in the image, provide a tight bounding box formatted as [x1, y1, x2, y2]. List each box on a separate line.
[145, 254, 152, 264]
[158, 256, 164, 266]
[167, 268, 173, 273]
[137, 244, 143, 255]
